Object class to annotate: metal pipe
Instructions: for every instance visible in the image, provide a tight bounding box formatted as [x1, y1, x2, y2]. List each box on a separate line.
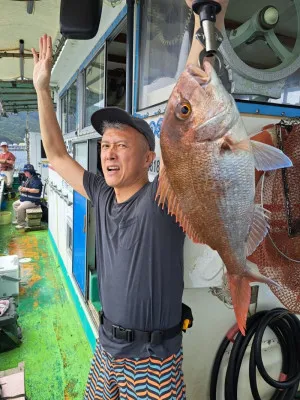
[202, 20, 217, 56]
[125, 0, 134, 114]
[27, 0, 34, 14]
[0, 52, 32, 59]
[19, 39, 25, 80]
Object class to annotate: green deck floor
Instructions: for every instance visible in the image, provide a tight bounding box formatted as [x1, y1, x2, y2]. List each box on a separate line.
[0, 203, 93, 399]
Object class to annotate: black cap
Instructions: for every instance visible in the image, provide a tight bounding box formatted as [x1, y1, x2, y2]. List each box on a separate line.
[22, 163, 36, 173]
[91, 107, 155, 151]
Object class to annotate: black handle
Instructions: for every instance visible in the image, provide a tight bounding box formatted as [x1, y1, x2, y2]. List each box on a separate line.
[192, 0, 221, 23]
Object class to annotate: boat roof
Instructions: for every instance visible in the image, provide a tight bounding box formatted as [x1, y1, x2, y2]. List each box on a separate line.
[0, 0, 61, 114]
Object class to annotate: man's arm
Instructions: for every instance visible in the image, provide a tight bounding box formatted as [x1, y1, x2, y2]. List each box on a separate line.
[20, 187, 40, 194]
[0, 158, 14, 166]
[5, 154, 15, 166]
[32, 35, 89, 199]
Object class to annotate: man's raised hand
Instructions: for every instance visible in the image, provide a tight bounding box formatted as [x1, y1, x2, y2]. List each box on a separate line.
[31, 34, 53, 92]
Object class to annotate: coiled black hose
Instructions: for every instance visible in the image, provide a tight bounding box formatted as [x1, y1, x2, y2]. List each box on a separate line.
[210, 308, 300, 400]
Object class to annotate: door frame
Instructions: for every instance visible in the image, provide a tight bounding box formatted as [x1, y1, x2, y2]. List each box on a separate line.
[72, 140, 88, 298]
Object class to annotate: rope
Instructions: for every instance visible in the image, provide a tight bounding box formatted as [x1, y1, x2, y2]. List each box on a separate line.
[209, 264, 233, 309]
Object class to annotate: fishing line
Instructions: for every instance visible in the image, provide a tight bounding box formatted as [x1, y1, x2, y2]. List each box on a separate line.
[209, 264, 233, 309]
[205, 263, 224, 281]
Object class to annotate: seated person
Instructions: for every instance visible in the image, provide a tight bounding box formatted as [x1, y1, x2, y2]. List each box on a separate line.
[12, 164, 43, 229]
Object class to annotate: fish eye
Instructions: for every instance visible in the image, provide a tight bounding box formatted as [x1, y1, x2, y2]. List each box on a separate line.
[175, 102, 192, 120]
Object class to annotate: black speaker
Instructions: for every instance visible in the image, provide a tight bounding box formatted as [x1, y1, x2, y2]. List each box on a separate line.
[60, 0, 103, 40]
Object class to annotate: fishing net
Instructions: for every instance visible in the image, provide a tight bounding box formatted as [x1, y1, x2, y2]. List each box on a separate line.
[249, 119, 300, 313]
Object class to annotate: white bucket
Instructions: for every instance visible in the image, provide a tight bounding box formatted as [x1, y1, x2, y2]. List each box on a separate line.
[0, 255, 20, 297]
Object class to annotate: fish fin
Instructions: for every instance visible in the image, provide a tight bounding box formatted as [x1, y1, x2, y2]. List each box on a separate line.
[228, 265, 279, 335]
[245, 260, 280, 288]
[246, 204, 270, 257]
[250, 140, 293, 171]
[156, 167, 203, 243]
[222, 137, 293, 171]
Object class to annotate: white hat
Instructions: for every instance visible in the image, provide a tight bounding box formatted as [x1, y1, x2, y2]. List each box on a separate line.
[0, 142, 8, 147]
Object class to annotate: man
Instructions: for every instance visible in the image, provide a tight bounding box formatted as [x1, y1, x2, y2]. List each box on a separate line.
[12, 163, 43, 229]
[31, 0, 228, 397]
[0, 142, 16, 188]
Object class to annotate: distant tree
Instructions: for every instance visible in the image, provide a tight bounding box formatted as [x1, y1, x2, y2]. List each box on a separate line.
[0, 112, 40, 144]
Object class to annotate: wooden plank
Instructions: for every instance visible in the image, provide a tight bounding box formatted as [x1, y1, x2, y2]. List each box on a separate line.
[25, 207, 42, 214]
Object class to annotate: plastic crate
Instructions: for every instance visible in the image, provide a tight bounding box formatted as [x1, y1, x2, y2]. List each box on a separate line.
[0, 297, 22, 352]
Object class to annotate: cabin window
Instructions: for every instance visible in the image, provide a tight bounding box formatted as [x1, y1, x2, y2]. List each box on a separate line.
[84, 49, 105, 128]
[61, 94, 68, 134]
[60, 80, 77, 134]
[106, 26, 127, 110]
[74, 142, 88, 170]
[68, 81, 77, 132]
[138, 0, 193, 110]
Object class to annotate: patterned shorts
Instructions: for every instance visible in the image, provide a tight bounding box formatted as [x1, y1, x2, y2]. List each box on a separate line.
[84, 343, 186, 399]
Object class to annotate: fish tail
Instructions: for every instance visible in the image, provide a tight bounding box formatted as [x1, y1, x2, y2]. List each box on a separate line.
[228, 262, 280, 335]
[227, 274, 251, 336]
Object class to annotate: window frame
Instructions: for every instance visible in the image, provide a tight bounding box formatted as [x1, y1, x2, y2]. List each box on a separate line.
[60, 79, 78, 135]
[83, 45, 106, 129]
[134, 0, 193, 114]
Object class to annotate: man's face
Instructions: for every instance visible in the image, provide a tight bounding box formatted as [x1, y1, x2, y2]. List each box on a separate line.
[100, 126, 153, 189]
[1, 146, 7, 153]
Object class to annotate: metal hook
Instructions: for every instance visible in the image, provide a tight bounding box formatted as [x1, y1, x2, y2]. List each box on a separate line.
[199, 49, 224, 76]
[195, 23, 224, 76]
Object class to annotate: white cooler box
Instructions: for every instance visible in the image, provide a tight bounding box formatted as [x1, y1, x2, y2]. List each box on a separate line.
[0, 255, 20, 297]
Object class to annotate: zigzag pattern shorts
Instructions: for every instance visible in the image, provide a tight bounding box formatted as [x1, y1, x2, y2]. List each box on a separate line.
[84, 343, 186, 399]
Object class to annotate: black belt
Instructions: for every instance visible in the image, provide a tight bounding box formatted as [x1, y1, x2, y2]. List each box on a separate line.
[100, 312, 182, 345]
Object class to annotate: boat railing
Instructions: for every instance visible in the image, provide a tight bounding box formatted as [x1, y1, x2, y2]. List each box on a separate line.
[48, 181, 73, 206]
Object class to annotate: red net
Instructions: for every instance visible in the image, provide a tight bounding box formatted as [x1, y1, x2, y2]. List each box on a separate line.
[250, 122, 300, 312]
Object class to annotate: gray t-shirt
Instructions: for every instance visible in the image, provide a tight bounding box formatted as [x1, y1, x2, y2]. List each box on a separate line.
[83, 170, 185, 358]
